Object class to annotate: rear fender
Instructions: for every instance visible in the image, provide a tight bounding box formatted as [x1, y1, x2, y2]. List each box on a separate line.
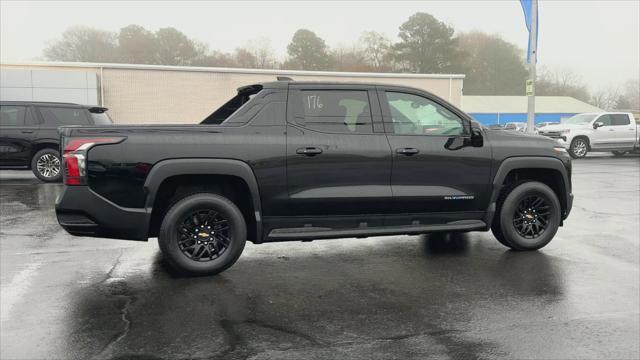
[143, 159, 263, 239]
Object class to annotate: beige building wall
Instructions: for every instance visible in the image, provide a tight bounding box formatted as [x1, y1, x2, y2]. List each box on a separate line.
[1, 62, 464, 124]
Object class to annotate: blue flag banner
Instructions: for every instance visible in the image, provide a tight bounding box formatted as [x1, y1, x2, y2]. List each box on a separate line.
[520, 0, 538, 63]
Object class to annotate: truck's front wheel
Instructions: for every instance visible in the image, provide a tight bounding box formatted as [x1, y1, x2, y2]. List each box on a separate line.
[491, 181, 561, 251]
[158, 193, 246, 275]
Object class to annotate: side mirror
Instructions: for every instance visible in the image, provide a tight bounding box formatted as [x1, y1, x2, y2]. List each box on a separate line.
[444, 123, 482, 150]
[593, 121, 604, 129]
[470, 127, 484, 147]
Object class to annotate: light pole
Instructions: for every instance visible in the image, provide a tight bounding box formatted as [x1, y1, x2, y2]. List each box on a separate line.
[526, 0, 538, 134]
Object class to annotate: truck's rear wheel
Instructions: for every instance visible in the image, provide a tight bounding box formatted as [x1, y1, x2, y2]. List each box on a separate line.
[31, 148, 62, 182]
[568, 137, 588, 159]
[158, 193, 246, 275]
[491, 181, 561, 251]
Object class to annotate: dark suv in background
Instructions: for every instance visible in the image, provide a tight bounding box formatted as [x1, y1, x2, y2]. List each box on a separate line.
[0, 101, 112, 182]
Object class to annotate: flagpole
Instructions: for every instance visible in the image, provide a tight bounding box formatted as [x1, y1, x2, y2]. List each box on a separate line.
[526, 0, 538, 134]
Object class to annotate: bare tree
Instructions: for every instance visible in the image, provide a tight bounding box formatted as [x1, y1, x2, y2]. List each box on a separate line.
[591, 86, 623, 111]
[617, 79, 640, 111]
[245, 38, 277, 69]
[117, 25, 158, 64]
[331, 45, 373, 72]
[360, 31, 392, 71]
[233, 48, 258, 68]
[536, 67, 591, 102]
[44, 25, 118, 62]
[192, 50, 235, 67]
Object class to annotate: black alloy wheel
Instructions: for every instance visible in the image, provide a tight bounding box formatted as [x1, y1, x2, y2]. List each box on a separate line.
[491, 181, 561, 251]
[512, 195, 551, 239]
[158, 193, 246, 275]
[177, 209, 231, 262]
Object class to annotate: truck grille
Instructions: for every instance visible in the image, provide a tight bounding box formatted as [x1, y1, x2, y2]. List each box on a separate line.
[539, 131, 564, 139]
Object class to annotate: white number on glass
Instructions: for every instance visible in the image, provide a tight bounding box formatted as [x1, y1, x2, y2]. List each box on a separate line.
[307, 95, 323, 109]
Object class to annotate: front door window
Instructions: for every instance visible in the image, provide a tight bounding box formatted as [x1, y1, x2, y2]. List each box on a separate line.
[385, 92, 464, 136]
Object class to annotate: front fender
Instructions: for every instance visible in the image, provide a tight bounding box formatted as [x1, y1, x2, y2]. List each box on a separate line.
[565, 130, 593, 147]
[484, 156, 573, 227]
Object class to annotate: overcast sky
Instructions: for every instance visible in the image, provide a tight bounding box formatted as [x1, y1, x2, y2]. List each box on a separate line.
[1, 0, 638, 90]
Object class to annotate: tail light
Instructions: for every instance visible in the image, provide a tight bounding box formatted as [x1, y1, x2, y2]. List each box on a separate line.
[63, 137, 124, 185]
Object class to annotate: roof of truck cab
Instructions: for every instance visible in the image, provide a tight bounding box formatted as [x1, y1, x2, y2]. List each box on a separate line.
[259, 80, 431, 92]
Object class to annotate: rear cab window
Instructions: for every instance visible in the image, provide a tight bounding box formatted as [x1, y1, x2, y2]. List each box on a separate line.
[294, 89, 373, 133]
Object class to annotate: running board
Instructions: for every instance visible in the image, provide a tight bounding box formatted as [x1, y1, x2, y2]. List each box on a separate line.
[266, 220, 486, 241]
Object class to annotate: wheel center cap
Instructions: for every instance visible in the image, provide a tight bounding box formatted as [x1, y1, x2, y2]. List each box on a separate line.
[198, 232, 209, 238]
[525, 213, 535, 219]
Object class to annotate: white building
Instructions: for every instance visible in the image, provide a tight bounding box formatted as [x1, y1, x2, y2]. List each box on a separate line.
[1, 62, 465, 124]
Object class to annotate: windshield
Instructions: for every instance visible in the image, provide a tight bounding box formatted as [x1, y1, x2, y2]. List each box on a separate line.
[564, 114, 597, 124]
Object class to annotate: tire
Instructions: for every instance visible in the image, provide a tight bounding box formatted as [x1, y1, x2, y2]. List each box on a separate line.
[491, 221, 511, 247]
[568, 137, 589, 159]
[612, 151, 627, 157]
[491, 181, 561, 251]
[492, 182, 517, 248]
[158, 193, 246, 276]
[31, 148, 62, 182]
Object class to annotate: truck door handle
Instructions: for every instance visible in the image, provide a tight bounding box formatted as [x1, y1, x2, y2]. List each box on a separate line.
[608, 128, 615, 131]
[21, 130, 34, 134]
[396, 147, 419, 155]
[296, 147, 323, 156]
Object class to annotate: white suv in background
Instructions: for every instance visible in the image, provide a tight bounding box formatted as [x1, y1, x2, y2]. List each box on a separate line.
[538, 112, 640, 158]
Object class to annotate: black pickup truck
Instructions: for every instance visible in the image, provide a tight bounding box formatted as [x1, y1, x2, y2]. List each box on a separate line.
[56, 80, 573, 275]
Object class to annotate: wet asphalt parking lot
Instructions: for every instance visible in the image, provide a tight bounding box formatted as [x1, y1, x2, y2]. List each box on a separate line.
[1, 154, 639, 360]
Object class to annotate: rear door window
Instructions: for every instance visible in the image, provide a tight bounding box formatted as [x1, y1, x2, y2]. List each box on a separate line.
[0, 106, 26, 126]
[611, 114, 630, 126]
[296, 90, 372, 133]
[39, 107, 90, 126]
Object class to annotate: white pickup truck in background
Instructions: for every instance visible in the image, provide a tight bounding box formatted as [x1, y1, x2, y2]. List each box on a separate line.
[538, 112, 640, 158]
